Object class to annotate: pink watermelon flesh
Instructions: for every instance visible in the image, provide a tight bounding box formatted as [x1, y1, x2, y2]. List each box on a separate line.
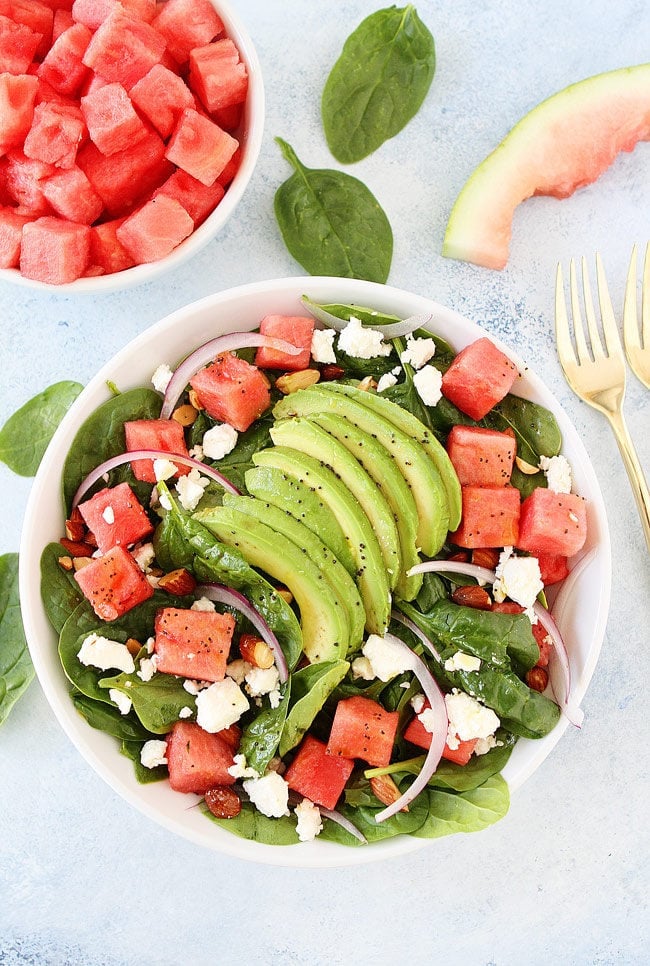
[165, 107, 237, 187]
[82, 9, 165, 89]
[71, 0, 155, 30]
[116, 194, 193, 263]
[0, 74, 38, 155]
[0, 206, 31, 267]
[154, 168, 224, 226]
[77, 127, 171, 216]
[88, 216, 133, 273]
[42, 164, 102, 223]
[37, 22, 92, 96]
[52, 7, 73, 41]
[20, 213, 90, 282]
[443, 64, 650, 270]
[0, 0, 54, 59]
[129, 63, 196, 140]
[151, 0, 223, 65]
[80, 81, 147, 155]
[23, 101, 87, 168]
[4, 150, 56, 212]
[0, 15, 43, 73]
[188, 39, 248, 114]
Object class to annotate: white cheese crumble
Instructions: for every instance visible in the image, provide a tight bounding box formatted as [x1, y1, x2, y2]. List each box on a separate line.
[178, 706, 193, 719]
[182, 678, 210, 695]
[295, 798, 323, 842]
[242, 771, 290, 818]
[444, 651, 481, 673]
[225, 659, 252, 686]
[337, 316, 392, 359]
[137, 655, 158, 682]
[474, 735, 500, 756]
[351, 656, 375, 681]
[400, 335, 436, 370]
[195, 677, 249, 733]
[153, 458, 177, 482]
[202, 423, 238, 460]
[418, 708, 438, 734]
[227, 753, 260, 780]
[101, 505, 115, 525]
[412, 365, 443, 406]
[268, 688, 282, 709]
[376, 371, 398, 393]
[190, 596, 217, 612]
[175, 468, 209, 511]
[140, 739, 168, 769]
[310, 328, 337, 364]
[245, 666, 280, 698]
[151, 363, 173, 393]
[411, 693, 426, 714]
[77, 633, 135, 674]
[189, 444, 204, 461]
[493, 546, 543, 614]
[445, 690, 500, 750]
[362, 633, 413, 682]
[108, 688, 132, 715]
[539, 454, 573, 494]
[132, 542, 155, 572]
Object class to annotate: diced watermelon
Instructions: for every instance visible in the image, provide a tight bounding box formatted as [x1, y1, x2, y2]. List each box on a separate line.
[154, 606, 235, 682]
[0, 206, 31, 267]
[441, 337, 519, 420]
[72, 0, 155, 30]
[451, 484, 521, 549]
[23, 101, 87, 168]
[52, 6, 73, 40]
[42, 165, 102, 222]
[116, 194, 193, 263]
[80, 81, 147, 155]
[216, 145, 240, 187]
[77, 481, 153, 553]
[129, 63, 195, 139]
[74, 543, 153, 620]
[0, 74, 38, 156]
[166, 720, 237, 795]
[0, 15, 43, 74]
[34, 75, 76, 105]
[284, 735, 354, 811]
[189, 352, 271, 433]
[76, 127, 172, 216]
[446, 424, 516, 487]
[165, 108, 237, 187]
[82, 9, 165, 89]
[4, 150, 55, 212]
[212, 103, 243, 134]
[151, 0, 223, 65]
[0, 0, 54, 59]
[123, 417, 190, 482]
[88, 215, 133, 273]
[154, 168, 224, 227]
[516, 488, 587, 557]
[188, 38, 248, 114]
[20, 213, 90, 281]
[327, 696, 399, 768]
[535, 551, 569, 586]
[37, 22, 92, 96]
[403, 706, 478, 765]
[255, 315, 315, 371]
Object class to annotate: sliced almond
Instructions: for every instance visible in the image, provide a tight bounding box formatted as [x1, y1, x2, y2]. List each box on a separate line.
[158, 568, 196, 596]
[515, 456, 540, 475]
[57, 555, 73, 572]
[275, 369, 320, 395]
[73, 557, 93, 572]
[239, 633, 274, 670]
[357, 376, 377, 392]
[472, 548, 500, 570]
[369, 774, 408, 811]
[126, 637, 143, 657]
[451, 584, 492, 610]
[65, 519, 86, 541]
[275, 586, 293, 605]
[188, 389, 203, 411]
[171, 403, 198, 427]
[60, 537, 94, 557]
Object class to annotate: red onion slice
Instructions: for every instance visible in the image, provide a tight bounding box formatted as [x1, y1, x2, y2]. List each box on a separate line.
[320, 806, 368, 844]
[195, 582, 288, 683]
[160, 333, 302, 419]
[408, 559, 495, 584]
[71, 449, 240, 507]
[374, 632, 447, 824]
[301, 297, 433, 339]
[391, 609, 442, 663]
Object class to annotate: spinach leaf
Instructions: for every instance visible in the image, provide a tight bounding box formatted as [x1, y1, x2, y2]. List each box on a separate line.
[240, 682, 291, 775]
[274, 138, 393, 283]
[0, 381, 83, 476]
[201, 800, 300, 845]
[207, 416, 274, 494]
[40, 542, 84, 634]
[279, 660, 349, 756]
[414, 774, 510, 838]
[72, 692, 152, 741]
[375, 731, 515, 791]
[322, 5, 436, 164]
[485, 394, 562, 464]
[120, 739, 168, 783]
[0, 553, 34, 724]
[100, 670, 195, 735]
[321, 777, 430, 845]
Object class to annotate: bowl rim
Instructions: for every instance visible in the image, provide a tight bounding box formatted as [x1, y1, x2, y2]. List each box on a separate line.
[19, 275, 612, 867]
[0, 0, 265, 296]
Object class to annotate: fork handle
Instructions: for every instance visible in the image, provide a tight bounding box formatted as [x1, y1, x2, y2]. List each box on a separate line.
[607, 409, 650, 553]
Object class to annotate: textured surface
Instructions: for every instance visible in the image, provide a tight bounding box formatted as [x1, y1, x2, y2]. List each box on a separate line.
[1, 0, 649, 963]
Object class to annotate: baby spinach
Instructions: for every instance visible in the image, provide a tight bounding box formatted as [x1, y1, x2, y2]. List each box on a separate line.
[486, 394, 562, 464]
[322, 5, 436, 164]
[100, 670, 195, 735]
[239, 682, 291, 775]
[72, 692, 153, 742]
[120, 739, 168, 783]
[279, 659, 349, 756]
[414, 774, 510, 839]
[0, 381, 83, 476]
[274, 138, 393, 284]
[40, 542, 84, 634]
[201, 800, 301, 845]
[0, 553, 34, 725]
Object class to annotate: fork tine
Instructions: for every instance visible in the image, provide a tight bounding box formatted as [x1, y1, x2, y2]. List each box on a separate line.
[643, 242, 650, 348]
[581, 256, 606, 360]
[623, 243, 640, 351]
[555, 263, 578, 369]
[595, 252, 623, 358]
[569, 259, 592, 365]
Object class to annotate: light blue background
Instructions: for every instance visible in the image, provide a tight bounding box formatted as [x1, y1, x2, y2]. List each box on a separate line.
[1, 1, 649, 963]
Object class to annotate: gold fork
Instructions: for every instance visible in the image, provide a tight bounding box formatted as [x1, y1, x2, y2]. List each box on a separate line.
[623, 242, 650, 389]
[555, 254, 650, 552]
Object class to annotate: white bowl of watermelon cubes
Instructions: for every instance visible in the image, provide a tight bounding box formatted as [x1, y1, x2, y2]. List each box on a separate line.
[0, 0, 263, 291]
[19, 277, 611, 866]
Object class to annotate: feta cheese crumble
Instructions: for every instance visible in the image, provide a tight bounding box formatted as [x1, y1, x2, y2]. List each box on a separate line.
[175, 468, 209, 511]
[108, 688, 132, 716]
[182, 678, 210, 695]
[445, 690, 500, 750]
[539, 454, 572, 494]
[337, 316, 392, 359]
[294, 798, 323, 842]
[151, 363, 173, 393]
[362, 633, 413, 682]
[245, 666, 280, 698]
[191, 596, 216, 612]
[101, 505, 115, 525]
[137, 655, 158, 682]
[202, 423, 238, 460]
[132, 542, 155, 572]
[400, 335, 436, 370]
[444, 651, 481, 673]
[310, 328, 337, 364]
[376, 371, 398, 393]
[178, 706, 193, 719]
[195, 678, 249, 733]
[153, 458, 177, 482]
[77, 633, 135, 674]
[242, 771, 290, 818]
[351, 656, 375, 681]
[411, 693, 426, 714]
[493, 546, 543, 614]
[227, 753, 260, 780]
[418, 708, 438, 734]
[140, 739, 168, 769]
[225, 659, 252, 686]
[412, 365, 443, 406]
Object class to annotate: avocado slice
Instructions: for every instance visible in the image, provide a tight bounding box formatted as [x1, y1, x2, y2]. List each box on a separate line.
[195, 504, 348, 664]
[307, 412, 423, 601]
[222, 493, 365, 651]
[244, 463, 357, 576]
[321, 381, 462, 531]
[273, 386, 449, 557]
[252, 446, 391, 635]
[270, 417, 401, 591]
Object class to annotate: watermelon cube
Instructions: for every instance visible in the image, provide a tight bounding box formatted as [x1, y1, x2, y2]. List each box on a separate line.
[216, 145, 241, 187]
[4, 149, 56, 212]
[0, 206, 31, 267]
[0, 15, 43, 74]
[151, 0, 223, 65]
[190, 353, 271, 432]
[403, 707, 478, 765]
[284, 735, 354, 811]
[446, 425, 516, 487]
[72, 0, 155, 30]
[129, 63, 196, 140]
[23, 101, 87, 168]
[52, 6, 73, 41]
[0, 73, 38, 156]
[441, 337, 519, 420]
[77, 481, 153, 553]
[20, 213, 90, 281]
[535, 552, 569, 586]
[123, 417, 190, 482]
[166, 720, 237, 795]
[37, 22, 92, 96]
[88, 216, 133, 273]
[154, 607, 235, 682]
[212, 103, 243, 134]
[326, 696, 399, 768]
[154, 168, 224, 227]
[516, 488, 587, 557]
[76, 127, 171, 216]
[188, 38, 248, 114]
[450, 484, 521, 549]
[80, 81, 147, 155]
[42, 165, 102, 223]
[255, 315, 315, 371]
[165, 108, 238, 187]
[82, 9, 165, 89]
[116, 193, 193, 263]
[74, 544, 153, 620]
[0, 0, 54, 59]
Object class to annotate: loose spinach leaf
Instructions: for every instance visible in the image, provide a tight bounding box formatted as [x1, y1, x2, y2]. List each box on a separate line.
[376, 731, 515, 791]
[0, 381, 83, 476]
[274, 138, 393, 283]
[240, 682, 291, 775]
[0, 553, 34, 724]
[40, 542, 84, 634]
[485, 394, 562, 464]
[100, 670, 195, 735]
[207, 415, 274, 494]
[321, 776, 430, 845]
[72, 692, 153, 741]
[414, 774, 510, 839]
[201, 800, 301, 845]
[279, 660, 349, 756]
[322, 5, 436, 164]
[120, 739, 168, 783]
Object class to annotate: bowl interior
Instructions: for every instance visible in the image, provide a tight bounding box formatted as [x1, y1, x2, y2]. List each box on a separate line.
[19, 276, 611, 867]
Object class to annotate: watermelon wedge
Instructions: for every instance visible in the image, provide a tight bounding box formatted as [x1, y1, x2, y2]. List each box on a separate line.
[442, 64, 650, 270]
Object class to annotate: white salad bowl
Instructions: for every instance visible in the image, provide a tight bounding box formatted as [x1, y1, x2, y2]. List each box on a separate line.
[19, 276, 611, 867]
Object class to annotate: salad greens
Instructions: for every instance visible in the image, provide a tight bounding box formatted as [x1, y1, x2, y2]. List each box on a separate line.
[0, 553, 34, 725]
[0, 381, 83, 477]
